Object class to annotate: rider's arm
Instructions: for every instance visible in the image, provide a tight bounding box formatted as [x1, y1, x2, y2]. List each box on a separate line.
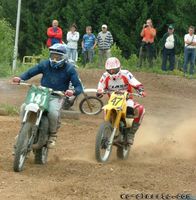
[69, 67, 83, 96]
[126, 71, 143, 89]
[97, 74, 107, 91]
[20, 61, 44, 81]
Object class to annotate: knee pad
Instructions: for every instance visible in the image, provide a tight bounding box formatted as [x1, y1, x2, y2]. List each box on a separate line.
[126, 107, 134, 118]
[134, 105, 145, 124]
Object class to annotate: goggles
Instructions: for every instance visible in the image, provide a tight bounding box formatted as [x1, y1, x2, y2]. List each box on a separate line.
[49, 52, 64, 63]
[106, 68, 120, 75]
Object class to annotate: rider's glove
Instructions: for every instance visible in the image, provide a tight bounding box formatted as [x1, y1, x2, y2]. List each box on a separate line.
[64, 90, 74, 97]
[12, 77, 21, 84]
[136, 87, 146, 97]
[96, 89, 103, 98]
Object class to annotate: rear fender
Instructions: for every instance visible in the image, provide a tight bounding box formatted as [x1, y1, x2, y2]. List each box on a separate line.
[83, 88, 97, 93]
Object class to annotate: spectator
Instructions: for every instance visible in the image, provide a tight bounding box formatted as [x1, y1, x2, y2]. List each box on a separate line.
[46, 20, 63, 47]
[97, 24, 113, 67]
[82, 26, 96, 67]
[160, 25, 178, 71]
[138, 19, 156, 67]
[183, 26, 196, 77]
[66, 24, 80, 63]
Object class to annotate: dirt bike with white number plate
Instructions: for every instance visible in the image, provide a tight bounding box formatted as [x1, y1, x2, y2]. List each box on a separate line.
[13, 82, 64, 172]
[95, 90, 140, 163]
[62, 83, 103, 115]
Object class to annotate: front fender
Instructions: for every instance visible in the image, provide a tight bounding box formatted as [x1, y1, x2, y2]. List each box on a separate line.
[25, 103, 39, 113]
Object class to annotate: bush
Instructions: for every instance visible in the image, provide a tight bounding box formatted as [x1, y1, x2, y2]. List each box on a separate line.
[0, 103, 19, 116]
[39, 46, 49, 61]
[0, 19, 14, 77]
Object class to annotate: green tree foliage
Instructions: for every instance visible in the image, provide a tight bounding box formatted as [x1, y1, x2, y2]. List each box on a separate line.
[0, 18, 14, 63]
[0, 0, 195, 59]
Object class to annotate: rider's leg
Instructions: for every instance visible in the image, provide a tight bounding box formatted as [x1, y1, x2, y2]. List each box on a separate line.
[47, 96, 64, 148]
[126, 102, 145, 145]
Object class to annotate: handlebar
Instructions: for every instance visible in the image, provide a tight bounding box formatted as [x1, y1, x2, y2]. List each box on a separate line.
[102, 89, 142, 97]
[12, 81, 65, 97]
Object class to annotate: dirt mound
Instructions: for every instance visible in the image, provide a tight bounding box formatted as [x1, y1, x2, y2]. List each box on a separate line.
[0, 70, 196, 199]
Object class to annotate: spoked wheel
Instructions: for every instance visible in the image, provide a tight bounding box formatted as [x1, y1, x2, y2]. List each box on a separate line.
[79, 96, 103, 115]
[13, 122, 33, 172]
[34, 145, 49, 164]
[95, 122, 114, 163]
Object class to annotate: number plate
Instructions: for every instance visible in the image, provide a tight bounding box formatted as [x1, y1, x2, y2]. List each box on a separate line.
[25, 85, 50, 110]
[108, 95, 124, 108]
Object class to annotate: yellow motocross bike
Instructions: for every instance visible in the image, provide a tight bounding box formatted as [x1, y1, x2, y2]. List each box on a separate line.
[95, 90, 139, 163]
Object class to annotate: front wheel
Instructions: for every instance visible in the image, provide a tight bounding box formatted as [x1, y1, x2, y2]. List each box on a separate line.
[13, 122, 33, 172]
[34, 146, 49, 164]
[79, 96, 103, 115]
[95, 122, 114, 163]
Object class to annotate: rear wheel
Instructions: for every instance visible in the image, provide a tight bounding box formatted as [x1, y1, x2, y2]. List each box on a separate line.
[79, 96, 103, 115]
[13, 122, 33, 172]
[34, 116, 49, 164]
[34, 146, 49, 164]
[95, 122, 114, 163]
[117, 145, 130, 160]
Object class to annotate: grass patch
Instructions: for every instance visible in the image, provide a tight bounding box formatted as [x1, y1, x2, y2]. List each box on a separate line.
[0, 103, 19, 116]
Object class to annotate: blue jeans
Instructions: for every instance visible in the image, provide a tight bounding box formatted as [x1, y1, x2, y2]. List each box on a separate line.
[161, 48, 175, 71]
[183, 47, 196, 75]
[67, 48, 77, 63]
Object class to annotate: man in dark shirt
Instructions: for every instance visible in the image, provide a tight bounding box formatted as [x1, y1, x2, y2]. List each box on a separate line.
[13, 43, 83, 148]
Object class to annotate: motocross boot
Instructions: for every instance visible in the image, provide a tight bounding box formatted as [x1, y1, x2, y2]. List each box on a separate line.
[48, 133, 57, 149]
[126, 122, 140, 145]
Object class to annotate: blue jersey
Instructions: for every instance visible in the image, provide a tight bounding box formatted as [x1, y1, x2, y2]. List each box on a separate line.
[20, 60, 83, 95]
[83, 33, 96, 50]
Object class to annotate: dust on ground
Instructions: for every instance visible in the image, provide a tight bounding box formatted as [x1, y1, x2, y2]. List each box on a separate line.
[0, 70, 196, 200]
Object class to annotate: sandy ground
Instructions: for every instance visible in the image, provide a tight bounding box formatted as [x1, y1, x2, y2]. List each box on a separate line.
[0, 69, 196, 200]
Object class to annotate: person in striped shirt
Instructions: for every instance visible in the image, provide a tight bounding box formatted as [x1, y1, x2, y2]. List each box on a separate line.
[97, 24, 113, 67]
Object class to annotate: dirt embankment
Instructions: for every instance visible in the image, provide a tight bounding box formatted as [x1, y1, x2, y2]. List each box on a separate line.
[0, 70, 196, 200]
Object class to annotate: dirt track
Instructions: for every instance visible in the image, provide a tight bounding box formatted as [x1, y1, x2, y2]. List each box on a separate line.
[0, 69, 196, 200]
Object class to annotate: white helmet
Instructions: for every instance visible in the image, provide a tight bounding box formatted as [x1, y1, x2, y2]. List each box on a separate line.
[105, 57, 121, 79]
[49, 43, 68, 69]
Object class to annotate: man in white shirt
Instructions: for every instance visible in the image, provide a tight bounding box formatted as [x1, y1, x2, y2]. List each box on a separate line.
[183, 26, 196, 76]
[161, 25, 178, 71]
[66, 24, 80, 63]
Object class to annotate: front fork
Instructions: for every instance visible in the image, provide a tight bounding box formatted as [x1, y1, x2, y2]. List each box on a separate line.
[104, 110, 122, 148]
[22, 109, 43, 151]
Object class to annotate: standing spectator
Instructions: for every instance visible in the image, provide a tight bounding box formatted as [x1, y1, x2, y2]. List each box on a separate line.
[97, 24, 113, 67]
[46, 20, 63, 47]
[161, 25, 178, 71]
[138, 19, 156, 67]
[66, 24, 80, 63]
[183, 26, 196, 77]
[82, 26, 96, 67]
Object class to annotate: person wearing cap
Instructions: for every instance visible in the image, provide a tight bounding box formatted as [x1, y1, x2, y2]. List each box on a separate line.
[97, 24, 113, 67]
[66, 23, 80, 63]
[46, 20, 63, 47]
[183, 26, 196, 77]
[160, 24, 178, 71]
[138, 19, 156, 67]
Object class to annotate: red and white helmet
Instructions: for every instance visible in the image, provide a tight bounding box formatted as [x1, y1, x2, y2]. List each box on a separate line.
[105, 57, 121, 79]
